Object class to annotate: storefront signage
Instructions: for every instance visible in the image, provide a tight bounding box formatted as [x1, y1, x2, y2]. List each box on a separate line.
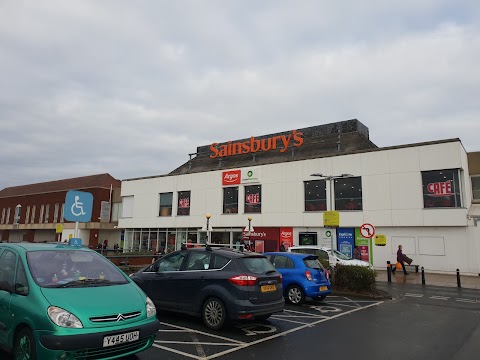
[427, 181, 452, 196]
[246, 193, 260, 204]
[355, 228, 370, 263]
[337, 228, 354, 258]
[360, 223, 375, 238]
[210, 130, 304, 159]
[222, 170, 241, 185]
[280, 227, 293, 249]
[242, 167, 261, 184]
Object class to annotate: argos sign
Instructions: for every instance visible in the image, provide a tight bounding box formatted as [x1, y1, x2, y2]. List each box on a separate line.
[280, 227, 293, 249]
[427, 181, 452, 196]
[222, 170, 241, 185]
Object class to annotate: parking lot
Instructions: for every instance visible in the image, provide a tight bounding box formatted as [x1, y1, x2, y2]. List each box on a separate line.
[142, 296, 383, 360]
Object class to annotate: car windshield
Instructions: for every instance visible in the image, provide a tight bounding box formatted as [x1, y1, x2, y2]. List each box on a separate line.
[239, 257, 276, 275]
[333, 250, 352, 261]
[27, 250, 128, 288]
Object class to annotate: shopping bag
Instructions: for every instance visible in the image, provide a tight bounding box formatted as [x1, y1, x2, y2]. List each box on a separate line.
[396, 262, 402, 270]
[403, 255, 413, 265]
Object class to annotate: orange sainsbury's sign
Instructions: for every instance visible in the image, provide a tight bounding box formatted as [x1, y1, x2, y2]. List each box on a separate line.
[210, 130, 304, 159]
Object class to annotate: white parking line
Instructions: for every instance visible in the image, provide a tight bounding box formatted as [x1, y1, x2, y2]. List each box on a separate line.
[283, 309, 328, 318]
[156, 340, 238, 346]
[405, 293, 423, 298]
[429, 296, 449, 301]
[205, 301, 383, 360]
[456, 298, 477, 303]
[152, 344, 210, 360]
[159, 322, 246, 344]
[326, 302, 359, 308]
[270, 316, 312, 325]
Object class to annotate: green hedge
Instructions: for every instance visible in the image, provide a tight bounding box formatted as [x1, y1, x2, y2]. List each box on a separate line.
[333, 264, 377, 291]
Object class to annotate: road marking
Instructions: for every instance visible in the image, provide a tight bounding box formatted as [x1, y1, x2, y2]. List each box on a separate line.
[205, 301, 383, 360]
[405, 293, 423, 298]
[430, 296, 449, 301]
[158, 329, 189, 332]
[456, 298, 477, 303]
[190, 330, 207, 358]
[270, 316, 312, 325]
[326, 302, 359, 308]
[159, 322, 246, 344]
[283, 309, 328, 318]
[156, 340, 238, 346]
[152, 344, 208, 360]
[308, 305, 341, 313]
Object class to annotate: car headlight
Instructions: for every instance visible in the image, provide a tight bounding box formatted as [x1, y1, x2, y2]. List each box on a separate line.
[48, 306, 83, 328]
[146, 297, 156, 318]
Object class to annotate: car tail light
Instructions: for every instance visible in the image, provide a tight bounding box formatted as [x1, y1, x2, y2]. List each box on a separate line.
[278, 274, 282, 282]
[239, 314, 253, 319]
[305, 270, 312, 281]
[325, 269, 329, 280]
[229, 275, 258, 286]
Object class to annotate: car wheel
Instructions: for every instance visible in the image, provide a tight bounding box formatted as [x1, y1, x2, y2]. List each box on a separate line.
[287, 285, 305, 305]
[14, 327, 36, 360]
[202, 297, 226, 330]
[254, 313, 272, 321]
[314, 295, 327, 301]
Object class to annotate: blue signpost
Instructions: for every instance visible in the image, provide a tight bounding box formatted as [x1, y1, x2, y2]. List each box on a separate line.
[64, 190, 94, 239]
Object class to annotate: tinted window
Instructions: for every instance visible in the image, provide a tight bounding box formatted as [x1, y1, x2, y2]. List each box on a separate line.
[0, 250, 16, 288]
[245, 185, 261, 213]
[177, 191, 191, 216]
[159, 192, 173, 216]
[223, 187, 239, 214]
[239, 257, 275, 274]
[303, 258, 324, 270]
[304, 180, 327, 211]
[335, 176, 363, 210]
[187, 253, 211, 270]
[422, 169, 462, 208]
[272, 256, 294, 269]
[299, 232, 317, 245]
[15, 260, 29, 295]
[212, 255, 230, 269]
[158, 252, 187, 272]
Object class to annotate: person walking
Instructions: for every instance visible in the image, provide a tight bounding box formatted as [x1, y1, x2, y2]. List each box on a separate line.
[392, 244, 409, 275]
[280, 242, 286, 252]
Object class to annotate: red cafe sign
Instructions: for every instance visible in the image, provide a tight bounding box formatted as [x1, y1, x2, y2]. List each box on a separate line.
[222, 170, 241, 186]
[246, 193, 260, 204]
[210, 130, 304, 159]
[427, 181, 452, 196]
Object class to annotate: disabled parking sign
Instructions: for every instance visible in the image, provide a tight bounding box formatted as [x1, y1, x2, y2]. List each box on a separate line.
[64, 190, 93, 222]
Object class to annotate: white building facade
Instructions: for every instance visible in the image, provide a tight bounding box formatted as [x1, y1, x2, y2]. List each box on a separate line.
[119, 120, 479, 275]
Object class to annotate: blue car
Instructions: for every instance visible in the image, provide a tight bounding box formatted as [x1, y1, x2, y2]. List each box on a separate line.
[264, 252, 331, 305]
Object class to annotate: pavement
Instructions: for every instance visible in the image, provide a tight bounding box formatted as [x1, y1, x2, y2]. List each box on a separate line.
[375, 269, 480, 289]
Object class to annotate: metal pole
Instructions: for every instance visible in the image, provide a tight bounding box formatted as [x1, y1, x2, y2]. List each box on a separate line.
[74, 221, 79, 238]
[387, 261, 392, 283]
[456, 269, 461, 288]
[421, 267, 425, 285]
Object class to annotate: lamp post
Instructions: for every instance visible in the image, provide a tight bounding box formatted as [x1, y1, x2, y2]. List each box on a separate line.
[310, 173, 353, 260]
[244, 216, 254, 251]
[205, 213, 211, 244]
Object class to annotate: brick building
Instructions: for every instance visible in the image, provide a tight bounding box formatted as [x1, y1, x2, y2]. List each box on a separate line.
[0, 173, 122, 248]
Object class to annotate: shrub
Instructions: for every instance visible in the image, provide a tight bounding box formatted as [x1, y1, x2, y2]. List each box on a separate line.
[319, 259, 330, 269]
[333, 264, 377, 292]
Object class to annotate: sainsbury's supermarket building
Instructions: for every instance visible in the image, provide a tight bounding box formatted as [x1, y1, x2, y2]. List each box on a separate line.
[118, 119, 480, 274]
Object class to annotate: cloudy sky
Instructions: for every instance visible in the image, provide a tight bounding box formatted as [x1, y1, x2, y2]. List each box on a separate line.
[1, 0, 479, 190]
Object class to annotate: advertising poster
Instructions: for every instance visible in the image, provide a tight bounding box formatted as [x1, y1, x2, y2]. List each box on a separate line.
[279, 227, 293, 249]
[337, 228, 354, 258]
[255, 240, 265, 253]
[355, 228, 370, 262]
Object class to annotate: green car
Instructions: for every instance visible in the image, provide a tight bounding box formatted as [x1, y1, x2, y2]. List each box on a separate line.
[0, 241, 160, 360]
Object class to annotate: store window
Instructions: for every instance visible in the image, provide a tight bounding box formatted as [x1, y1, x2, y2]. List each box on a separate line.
[45, 204, 50, 223]
[422, 169, 462, 208]
[53, 203, 59, 223]
[177, 191, 191, 216]
[472, 176, 480, 201]
[223, 187, 239, 214]
[25, 206, 30, 225]
[1, 208, 4, 224]
[335, 177, 363, 210]
[39, 205, 44, 224]
[299, 232, 318, 245]
[6, 208, 10, 224]
[245, 185, 261, 213]
[159, 192, 173, 216]
[14, 206, 21, 224]
[304, 180, 327, 211]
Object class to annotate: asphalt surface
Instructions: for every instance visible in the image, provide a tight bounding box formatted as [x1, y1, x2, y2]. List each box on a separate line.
[1, 285, 479, 360]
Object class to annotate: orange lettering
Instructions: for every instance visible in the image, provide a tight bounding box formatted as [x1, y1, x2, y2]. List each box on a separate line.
[280, 134, 292, 153]
[293, 130, 304, 146]
[210, 143, 219, 159]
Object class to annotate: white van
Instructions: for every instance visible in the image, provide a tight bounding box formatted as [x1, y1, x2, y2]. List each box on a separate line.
[288, 246, 372, 268]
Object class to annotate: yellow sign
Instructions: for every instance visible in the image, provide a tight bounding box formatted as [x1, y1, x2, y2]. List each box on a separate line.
[323, 211, 340, 227]
[55, 224, 63, 234]
[375, 234, 387, 246]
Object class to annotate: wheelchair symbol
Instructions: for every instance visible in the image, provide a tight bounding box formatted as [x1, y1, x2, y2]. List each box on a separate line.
[71, 196, 86, 217]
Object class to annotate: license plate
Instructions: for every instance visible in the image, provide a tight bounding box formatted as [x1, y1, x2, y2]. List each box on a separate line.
[103, 331, 139, 347]
[261, 284, 276, 292]
[320, 286, 328, 291]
